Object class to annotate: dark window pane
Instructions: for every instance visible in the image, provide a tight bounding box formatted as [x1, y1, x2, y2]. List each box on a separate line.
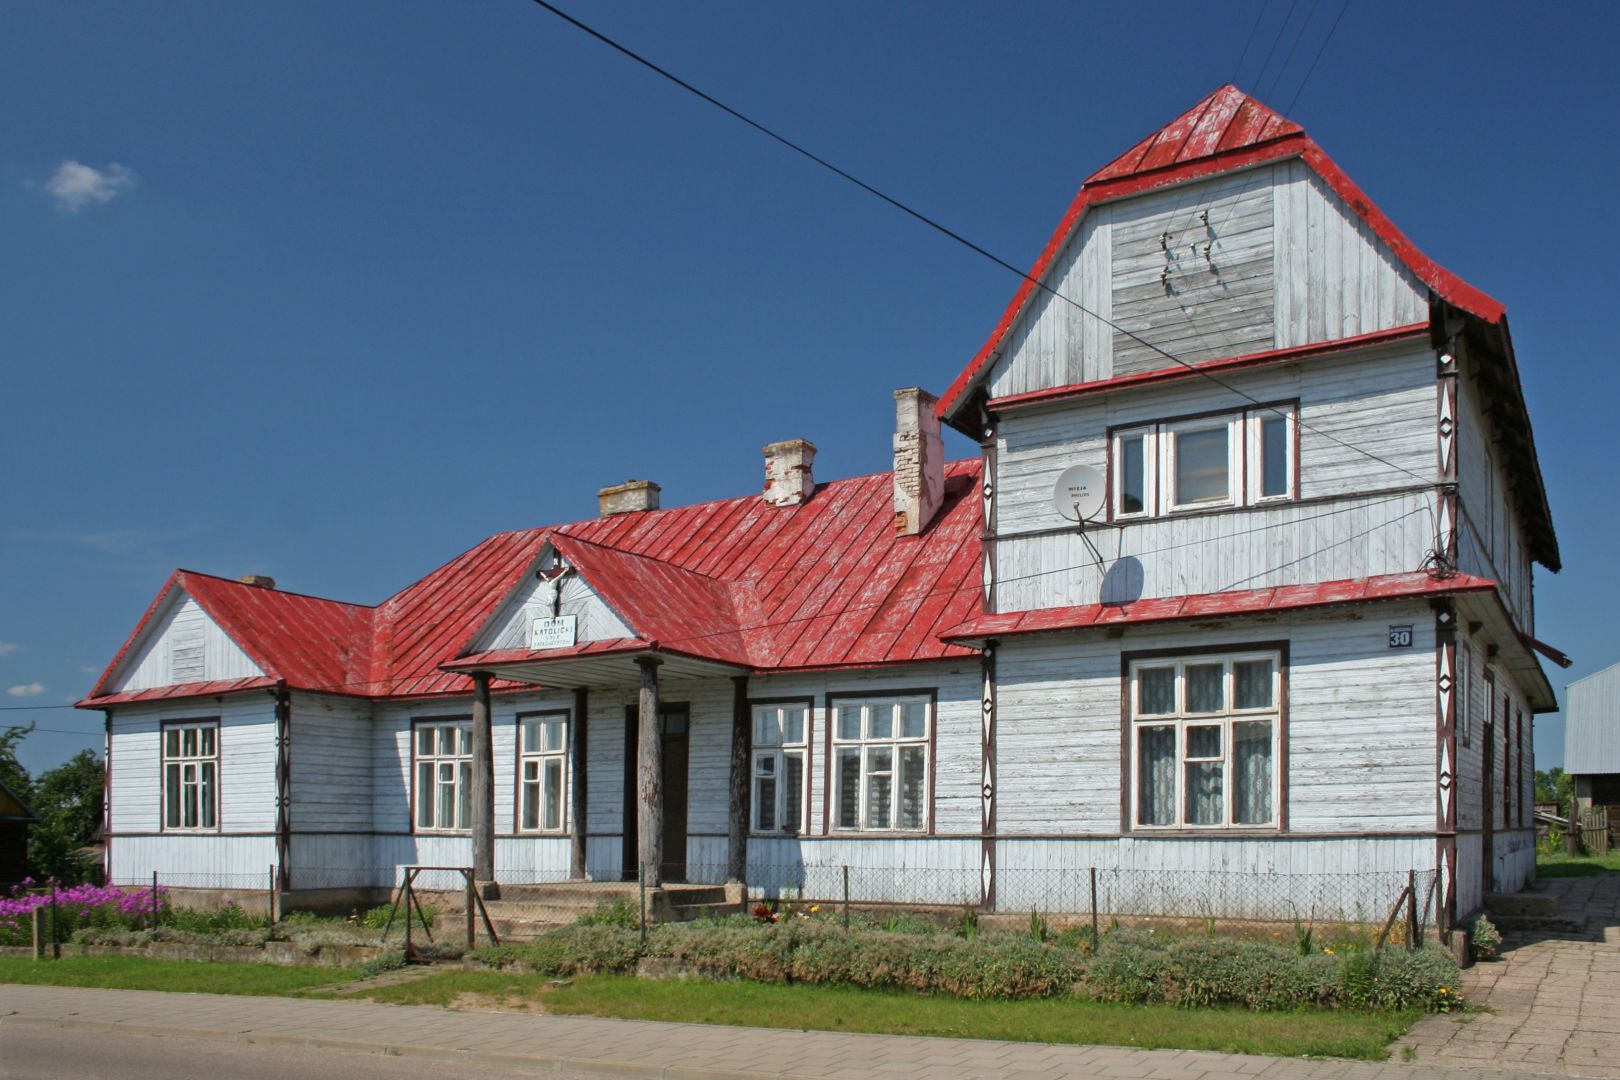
[1174, 426, 1229, 504]
[1121, 436, 1145, 514]
[1261, 415, 1288, 497]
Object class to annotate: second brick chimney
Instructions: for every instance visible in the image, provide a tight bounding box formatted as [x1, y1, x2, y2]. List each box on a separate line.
[598, 479, 660, 516]
[763, 439, 816, 507]
[893, 388, 944, 536]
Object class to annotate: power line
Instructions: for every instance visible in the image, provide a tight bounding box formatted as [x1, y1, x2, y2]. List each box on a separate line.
[522, 1, 1434, 493]
[1283, 0, 1352, 117]
[1262, 0, 1321, 104]
[1250, 0, 1301, 92]
[1230, 0, 1274, 85]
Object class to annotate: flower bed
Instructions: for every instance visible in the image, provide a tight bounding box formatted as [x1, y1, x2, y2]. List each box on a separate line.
[471, 920, 1461, 1010]
[0, 881, 163, 946]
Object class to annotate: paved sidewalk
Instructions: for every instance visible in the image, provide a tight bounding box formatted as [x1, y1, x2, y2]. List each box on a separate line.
[1396, 874, 1620, 1078]
[0, 983, 1588, 1080]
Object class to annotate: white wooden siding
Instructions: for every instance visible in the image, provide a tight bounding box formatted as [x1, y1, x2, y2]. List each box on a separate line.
[1112, 169, 1275, 374]
[290, 693, 373, 834]
[994, 344, 1436, 610]
[109, 592, 262, 691]
[985, 160, 1427, 397]
[989, 208, 1114, 396]
[1272, 159, 1427, 347]
[993, 603, 1437, 835]
[472, 557, 635, 652]
[1455, 371, 1534, 630]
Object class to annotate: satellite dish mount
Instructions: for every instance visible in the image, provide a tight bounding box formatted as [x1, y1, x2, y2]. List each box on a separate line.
[1052, 464, 1111, 575]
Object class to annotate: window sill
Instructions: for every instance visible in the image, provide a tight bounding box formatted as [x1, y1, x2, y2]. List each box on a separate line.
[1127, 827, 1283, 837]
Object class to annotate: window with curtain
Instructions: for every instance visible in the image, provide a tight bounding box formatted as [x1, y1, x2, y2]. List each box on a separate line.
[162, 721, 218, 831]
[414, 720, 472, 832]
[831, 696, 930, 832]
[1129, 652, 1281, 829]
[751, 702, 808, 835]
[518, 713, 567, 832]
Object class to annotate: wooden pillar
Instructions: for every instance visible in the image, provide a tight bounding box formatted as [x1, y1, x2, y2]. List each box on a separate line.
[272, 686, 292, 892]
[636, 657, 663, 887]
[570, 686, 589, 880]
[470, 672, 497, 895]
[727, 676, 750, 884]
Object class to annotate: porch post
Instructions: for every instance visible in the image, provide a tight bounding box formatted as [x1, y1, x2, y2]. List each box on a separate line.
[470, 671, 498, 897]
[636, 656, 663, 887]
[728, 676, 750, 883]
[571, 686, 589, 880]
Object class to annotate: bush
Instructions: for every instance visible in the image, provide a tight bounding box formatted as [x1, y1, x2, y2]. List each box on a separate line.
[1082, 931, 1459, 1012]
[360, 903, 432, 931]
[167, 901, 263, 934]
[1470, 916, 1503, 961]
[474, 924, 640, 976]
[576, 898, 639, 928]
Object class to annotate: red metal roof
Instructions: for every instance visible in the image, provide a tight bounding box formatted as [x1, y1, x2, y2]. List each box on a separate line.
[937, 84, 1510, 425]
[82, 463, 984, 707]
[941, 573, 1499, 643]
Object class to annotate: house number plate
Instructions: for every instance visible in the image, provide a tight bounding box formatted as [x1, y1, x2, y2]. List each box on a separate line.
[1388, 625, 1414, 649]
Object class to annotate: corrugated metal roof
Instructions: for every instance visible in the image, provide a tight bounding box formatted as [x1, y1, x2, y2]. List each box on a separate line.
[1566, 661, 1620, 775]
[941, 572, 1499, 642]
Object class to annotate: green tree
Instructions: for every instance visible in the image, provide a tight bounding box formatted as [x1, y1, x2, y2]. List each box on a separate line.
[28, 749, 104, 882]
[0, 724, 32, 807]
[1535, 767, 1574, 816]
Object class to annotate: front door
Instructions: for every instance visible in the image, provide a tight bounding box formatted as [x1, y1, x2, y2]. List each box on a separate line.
[620, 704, 689, 882]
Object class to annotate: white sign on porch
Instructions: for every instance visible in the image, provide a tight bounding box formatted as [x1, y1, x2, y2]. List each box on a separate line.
[529, 615, 578, 650]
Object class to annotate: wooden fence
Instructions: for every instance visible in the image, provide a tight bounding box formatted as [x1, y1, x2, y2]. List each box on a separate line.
[1581, 806, 1612, 856]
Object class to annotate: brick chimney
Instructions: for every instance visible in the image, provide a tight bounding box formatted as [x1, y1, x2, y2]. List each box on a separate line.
[763, 439, 816, 507]
[893, 388, 944, 536]
[237, 575, 276, 589]
[598, 479, 660, 517]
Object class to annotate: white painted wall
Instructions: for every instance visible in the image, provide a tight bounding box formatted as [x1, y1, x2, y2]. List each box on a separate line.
[109, 592, 262, 692]
[995, 342, 1436, 611]
[985, 160, 1427, 397]
[1456, 370, 1535, 631]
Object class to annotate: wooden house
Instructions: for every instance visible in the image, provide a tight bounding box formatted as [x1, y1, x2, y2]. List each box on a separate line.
[1565, 661, 1620, 847]
[80, 87, 1563, 929]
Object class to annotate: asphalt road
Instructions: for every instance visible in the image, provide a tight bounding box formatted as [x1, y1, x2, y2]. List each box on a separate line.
[0, 1022, 608, 1079]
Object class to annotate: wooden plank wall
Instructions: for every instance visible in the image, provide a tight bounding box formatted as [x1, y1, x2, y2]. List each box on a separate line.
[472, 561, 635, 651]
[1455, 373, 1535, 631]
[985, 160, 1428, 397]
[110, 593, 263, 692]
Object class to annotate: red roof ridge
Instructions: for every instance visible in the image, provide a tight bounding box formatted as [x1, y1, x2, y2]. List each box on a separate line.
[173, 567, 374, 611]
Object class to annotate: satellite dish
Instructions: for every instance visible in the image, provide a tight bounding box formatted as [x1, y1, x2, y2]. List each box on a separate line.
[1053, 464, 1106, 522]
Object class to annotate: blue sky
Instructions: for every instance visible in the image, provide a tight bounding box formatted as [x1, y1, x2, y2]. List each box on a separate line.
[2, 1, 1615, 775]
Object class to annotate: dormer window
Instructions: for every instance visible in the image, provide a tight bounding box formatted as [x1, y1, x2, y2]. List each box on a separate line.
[1112, 403, 1296, 519]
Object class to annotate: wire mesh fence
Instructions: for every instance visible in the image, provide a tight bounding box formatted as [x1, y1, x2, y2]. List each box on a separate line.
[74, 862, 1438, 952]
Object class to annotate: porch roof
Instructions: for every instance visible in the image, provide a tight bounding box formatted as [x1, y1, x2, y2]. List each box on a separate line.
[441, 639, 749, 689]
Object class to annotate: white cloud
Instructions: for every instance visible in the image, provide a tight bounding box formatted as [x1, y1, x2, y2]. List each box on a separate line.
[6, 682, 45, 698]
[44, 160, 136, 213]
[0, 643, 17, 657]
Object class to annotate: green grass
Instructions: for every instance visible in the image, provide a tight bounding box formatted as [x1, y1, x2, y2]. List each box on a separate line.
[1536, 851, 1620, 877]
[0, 955, 351, 996]
[344, 971, 1419, 1060]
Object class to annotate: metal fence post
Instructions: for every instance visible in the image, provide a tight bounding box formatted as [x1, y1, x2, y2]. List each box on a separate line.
[151, 871, 159, 929]
[842, 865, 850, 931]
[404, 869, 414, 960]
[268, 864, 276, 927]
[638, 861, 648, 952]
[1089, 867, 1099, 944]
[50, 883, 59, 958]
[1406, 869, 1419, 950]
[465, 870, 476, 952]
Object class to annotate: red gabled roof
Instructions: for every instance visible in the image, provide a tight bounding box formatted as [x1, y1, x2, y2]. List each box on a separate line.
[84, 570, 373, 705]
[937, 84, 1508, 425]
[941, 572, 1499, 643]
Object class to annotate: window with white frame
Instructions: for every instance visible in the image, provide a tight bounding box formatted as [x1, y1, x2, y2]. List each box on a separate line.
[518, 713, 567, 832]
[1113, 405, 1295, 519]
[751, 702, 807, 835]
[831, 696, 930, 832]
[162, 721, 218, 831]
[415, 720, 471, 832]
[1128, 652, 1281, 829]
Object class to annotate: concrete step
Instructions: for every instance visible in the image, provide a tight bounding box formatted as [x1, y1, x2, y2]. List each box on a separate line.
[1486, 891, 1561, 918]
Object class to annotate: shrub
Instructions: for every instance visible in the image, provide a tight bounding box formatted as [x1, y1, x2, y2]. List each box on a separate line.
[575, 897, 638, 928]
[1470, 916, 1503, 961]
[360, 903, 432, 931]
[0, 881, 166, 946]
[1335, 946, 1461, 1010]
[876, 911, 936, 936]
[474, 924, 640, 976]
[168, 901, 263, 934]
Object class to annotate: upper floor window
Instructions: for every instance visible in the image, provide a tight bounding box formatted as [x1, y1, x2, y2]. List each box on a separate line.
[752, 702, 808, 835]
[518, 713, 567, 833]
[163, 720, 218, 831]
[415, 720, 471, 832]
[1113, 404, 1296, 519]
[831, 695, 930, 832]
[1128, 652, 1281, 830]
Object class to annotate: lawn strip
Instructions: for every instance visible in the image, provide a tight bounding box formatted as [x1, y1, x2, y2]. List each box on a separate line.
[0, 955, 356, 996]
[1536, 853, 1620, 877]
[349, 971, 1416, 1059]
